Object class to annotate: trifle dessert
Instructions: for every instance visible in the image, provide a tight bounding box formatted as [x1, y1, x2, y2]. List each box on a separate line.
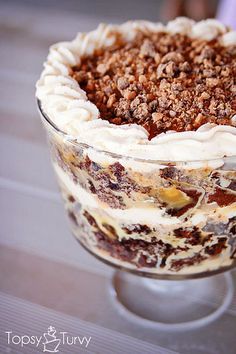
[36, 18, 236, 277]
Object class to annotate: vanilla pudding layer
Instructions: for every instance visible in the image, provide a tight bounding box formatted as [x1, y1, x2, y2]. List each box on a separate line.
[36, 18, 236, 161]
[48, 132, 236, 275]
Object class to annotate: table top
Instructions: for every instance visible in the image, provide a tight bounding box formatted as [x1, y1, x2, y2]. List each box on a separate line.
[0, 1, 236, 353]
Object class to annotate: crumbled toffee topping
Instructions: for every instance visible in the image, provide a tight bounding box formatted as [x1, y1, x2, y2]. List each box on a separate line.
[71, 31, 236, 138]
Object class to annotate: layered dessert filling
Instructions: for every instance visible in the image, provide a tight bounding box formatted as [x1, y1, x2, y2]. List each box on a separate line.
[36, 18, 236, 276]
[47, 135, 236, 275]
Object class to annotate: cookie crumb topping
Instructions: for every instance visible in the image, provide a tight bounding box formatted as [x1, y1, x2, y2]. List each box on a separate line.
[71, 31, 236, 139]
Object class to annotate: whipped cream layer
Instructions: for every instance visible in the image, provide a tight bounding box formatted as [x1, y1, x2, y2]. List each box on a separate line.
[36, 17, 236, 161]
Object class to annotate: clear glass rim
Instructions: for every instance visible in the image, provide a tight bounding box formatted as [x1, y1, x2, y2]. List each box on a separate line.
[37, 99, 235, 165]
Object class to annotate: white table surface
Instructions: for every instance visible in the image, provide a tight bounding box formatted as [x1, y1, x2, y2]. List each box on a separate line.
[0, 1, 236, 353]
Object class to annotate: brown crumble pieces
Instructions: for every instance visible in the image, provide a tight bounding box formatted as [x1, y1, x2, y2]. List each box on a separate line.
[71, 31, 236, 139]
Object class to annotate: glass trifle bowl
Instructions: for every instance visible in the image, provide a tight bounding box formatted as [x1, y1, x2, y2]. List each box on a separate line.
[38, 100, 236, 329]
[36, 18, 236, 329]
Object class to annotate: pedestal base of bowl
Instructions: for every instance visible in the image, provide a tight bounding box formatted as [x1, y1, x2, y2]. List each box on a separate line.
[109, 270, 234, 330]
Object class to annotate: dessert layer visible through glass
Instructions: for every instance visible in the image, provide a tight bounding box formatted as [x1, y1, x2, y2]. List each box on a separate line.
[38, 101, 236, 280]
